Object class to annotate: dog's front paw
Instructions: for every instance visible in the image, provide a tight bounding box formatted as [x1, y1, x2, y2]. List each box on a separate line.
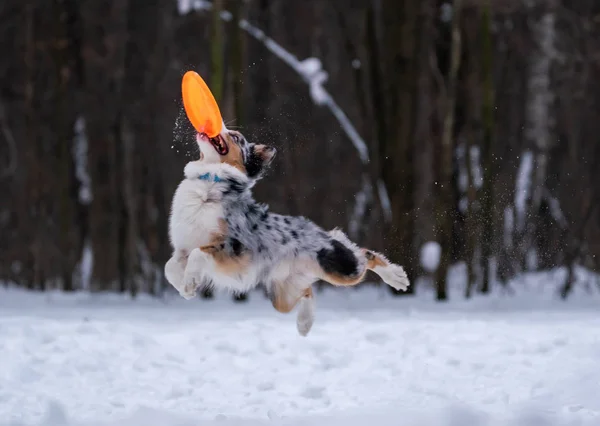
[380, 264, 410, 291]
[180, 276, 200, 300]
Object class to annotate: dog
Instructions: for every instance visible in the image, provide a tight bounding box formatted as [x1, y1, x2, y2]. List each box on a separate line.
[165, 126, 410, 336]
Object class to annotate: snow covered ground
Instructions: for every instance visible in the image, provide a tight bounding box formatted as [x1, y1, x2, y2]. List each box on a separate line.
[1, 268, 599, 426]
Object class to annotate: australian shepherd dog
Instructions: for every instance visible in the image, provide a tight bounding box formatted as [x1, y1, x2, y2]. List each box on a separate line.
[165, 126, 410, 336]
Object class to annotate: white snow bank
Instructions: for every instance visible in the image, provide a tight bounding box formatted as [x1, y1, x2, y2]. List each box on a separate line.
[10, 401, 599, 426]
[1, 271, 599, 426]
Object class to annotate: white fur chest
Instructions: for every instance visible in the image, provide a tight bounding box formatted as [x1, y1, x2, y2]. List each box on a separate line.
[168, 176, 225, 253]
[168, 161, 250, 255]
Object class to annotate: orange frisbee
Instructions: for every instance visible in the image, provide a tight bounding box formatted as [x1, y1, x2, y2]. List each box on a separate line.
[181, 71, 223, 138]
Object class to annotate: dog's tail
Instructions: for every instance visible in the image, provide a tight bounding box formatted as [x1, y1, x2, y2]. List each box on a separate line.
[296, 288, 315, 337]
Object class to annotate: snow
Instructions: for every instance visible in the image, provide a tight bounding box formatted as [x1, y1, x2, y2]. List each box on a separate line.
[376, 179, 392, 223]
[2, 267, 599, 426]
[456, 143, 483, 214]
[296, 57, 321, 78]
[456, 143, 482, 194]
[544, 189, 568, 229]
[515, 151, 534, 231]
[297, 58, 329, 106]
[72, 116, 92, 205]
[73, 240, 93, 291]
[421, 241, 441, 273]
[177, 0, 211, 14]
[469, 145, 483, 189]
[457, 144, 469, 193]
[504, 206, 514, 248]
[527, 248, 539, 270]
[348, 174, 372, 239]
[440, 3, 453, 23]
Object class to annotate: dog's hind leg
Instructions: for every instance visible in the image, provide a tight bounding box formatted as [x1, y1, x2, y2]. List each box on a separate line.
[270, 279, 315, 336]
[269, 278, 306, 314]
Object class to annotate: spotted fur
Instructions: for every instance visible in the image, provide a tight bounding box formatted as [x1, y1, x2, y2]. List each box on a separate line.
[165, 125, 410, 336]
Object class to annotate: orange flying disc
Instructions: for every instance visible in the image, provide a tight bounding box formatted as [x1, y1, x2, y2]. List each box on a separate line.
[181, 71, 223, 138]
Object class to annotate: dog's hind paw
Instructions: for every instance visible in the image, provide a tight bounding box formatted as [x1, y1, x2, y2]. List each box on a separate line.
[296, 296, 315, 337]
[379, 264, 410, 291]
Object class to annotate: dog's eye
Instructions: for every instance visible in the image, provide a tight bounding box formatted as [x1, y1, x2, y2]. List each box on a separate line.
[231, 134, 239, 144]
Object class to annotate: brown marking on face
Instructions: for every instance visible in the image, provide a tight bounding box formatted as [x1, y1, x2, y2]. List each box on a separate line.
[218, 131, 246, 174]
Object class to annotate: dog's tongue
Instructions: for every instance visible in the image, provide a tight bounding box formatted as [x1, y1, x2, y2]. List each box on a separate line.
[181, 71, 223, 138]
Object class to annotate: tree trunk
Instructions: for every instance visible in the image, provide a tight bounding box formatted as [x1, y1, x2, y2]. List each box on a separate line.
[463, 7, 482, 299]
[479, 0, 495, 294]
[464, 139, 478, 298]
[81, 0, 129, 291]
[435, 0, 463, 302]
[121, 116, 139, 297]
[365, 3, 393, 248]
[380, 0, 420, 295]
[24, 1, 39, 290]
[522, 0, 557, 271]
[51, 0, 80, 292]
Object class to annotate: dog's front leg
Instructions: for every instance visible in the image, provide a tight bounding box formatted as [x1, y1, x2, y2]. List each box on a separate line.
[180, 248, 209, 300]
[165, 252, 187, 293]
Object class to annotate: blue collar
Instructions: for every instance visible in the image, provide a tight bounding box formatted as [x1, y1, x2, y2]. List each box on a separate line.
[198, 172, 222, 183]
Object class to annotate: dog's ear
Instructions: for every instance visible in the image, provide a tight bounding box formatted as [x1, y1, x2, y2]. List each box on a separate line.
[246, 144, 276, 178]
[254, 144, 276, 166]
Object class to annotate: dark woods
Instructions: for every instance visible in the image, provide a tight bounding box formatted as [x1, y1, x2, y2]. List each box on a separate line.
[1, 0, 599, 299]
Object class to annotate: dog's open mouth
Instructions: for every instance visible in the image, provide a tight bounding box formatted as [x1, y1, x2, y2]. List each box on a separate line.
[210, 135, 228, 155]
[200, 133, 229, 155]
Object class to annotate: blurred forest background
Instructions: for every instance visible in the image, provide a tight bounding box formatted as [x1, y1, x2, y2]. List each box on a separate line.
[1, 0, 599, 300]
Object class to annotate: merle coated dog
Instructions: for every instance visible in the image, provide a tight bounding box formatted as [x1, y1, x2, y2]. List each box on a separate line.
[165, 127, 410, 336]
